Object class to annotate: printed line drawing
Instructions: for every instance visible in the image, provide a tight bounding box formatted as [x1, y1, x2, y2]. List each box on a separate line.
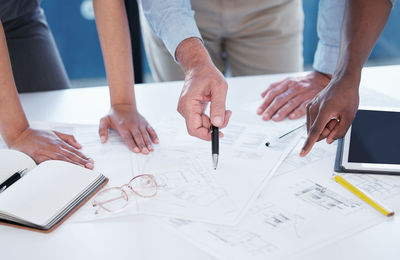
[293, 180, 362, 211]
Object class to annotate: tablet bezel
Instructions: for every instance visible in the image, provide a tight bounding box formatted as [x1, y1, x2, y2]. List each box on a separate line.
[341, 106, 400, 173]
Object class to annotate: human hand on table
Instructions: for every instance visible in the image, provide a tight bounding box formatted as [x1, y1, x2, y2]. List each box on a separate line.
[99, 104, 159, 154]
[300, 77, 360, 157]
[9, 127, 94, 169]
[257, 71, 331, 121]
[176, 38, 231, 141]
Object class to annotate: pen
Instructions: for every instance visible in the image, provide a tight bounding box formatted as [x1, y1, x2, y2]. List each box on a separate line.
[334, 174, 394, 217]
[265, 123, 306, 147]
[211, 125, 219, 170]
[0, 168, 28, 193]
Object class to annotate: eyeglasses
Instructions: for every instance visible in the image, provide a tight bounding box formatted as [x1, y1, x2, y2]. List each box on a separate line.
[92, 174, 163, 214]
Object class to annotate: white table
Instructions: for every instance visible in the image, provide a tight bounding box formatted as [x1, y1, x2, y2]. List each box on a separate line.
[1, 66, 400, 259]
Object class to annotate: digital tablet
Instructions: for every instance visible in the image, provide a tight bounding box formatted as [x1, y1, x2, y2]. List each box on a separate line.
[335, 107, 400, 175]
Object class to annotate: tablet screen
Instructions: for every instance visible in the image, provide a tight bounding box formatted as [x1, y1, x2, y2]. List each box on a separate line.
[348, 110, 400, 165]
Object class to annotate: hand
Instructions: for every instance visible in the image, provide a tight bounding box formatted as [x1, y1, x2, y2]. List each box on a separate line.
[300, 77, 360, 157]
[99, 104, 159, 154]
[9, 128, 94, 169]
[257, 71, 331, 121]
[176, 38, 231, 141]
[177, 63, 232, 141]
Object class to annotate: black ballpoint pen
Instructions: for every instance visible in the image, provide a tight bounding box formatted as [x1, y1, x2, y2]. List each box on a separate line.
[0, 168, 27, 193]
[211, 125, 219, 170]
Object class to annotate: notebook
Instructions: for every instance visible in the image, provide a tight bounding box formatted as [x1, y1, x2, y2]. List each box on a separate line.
[0, 149, 108, 232]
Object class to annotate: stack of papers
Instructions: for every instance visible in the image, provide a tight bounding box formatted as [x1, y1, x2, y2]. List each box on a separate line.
[34, 116, 304, 225]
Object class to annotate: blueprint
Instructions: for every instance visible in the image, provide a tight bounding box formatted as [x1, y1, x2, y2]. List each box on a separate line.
[160, 140, 400, 260]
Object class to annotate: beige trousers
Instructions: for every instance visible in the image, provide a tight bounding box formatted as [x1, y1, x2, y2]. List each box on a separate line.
[140, 0, 304, 82]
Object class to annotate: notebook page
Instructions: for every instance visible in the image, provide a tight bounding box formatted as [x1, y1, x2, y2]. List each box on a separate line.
[0, 160, 100, 226]
[0, 149, 36, 184]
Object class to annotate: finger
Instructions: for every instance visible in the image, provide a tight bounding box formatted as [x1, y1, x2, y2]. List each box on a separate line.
[130, 129, 148, 154]
[210, 82, 228, 127]
[146, 125, 159, 144]
[61, 142, 91, 161]
[43, 149, 77, 165]
[270, 95, 305, 121]
[60, 147, 93, 169]
[300, 112, 331, 157]
[326, 118, 350, 144]
[262, 86, 299, 121]
[119, 129, 140, 153]
[221, 110, 232, 129]
[318, 119, 338, 141]
[306, 102, 311, 133]
[260, 78, 288, 98]
[54, 131, 82, 149]
[257, 80, 290, 115]
[288, 100, 310, 120]
[201, 114, 212, 130]
[98, 116, 111, 144]
[186, 113, 211, 141]
[139, 126, 153, 151]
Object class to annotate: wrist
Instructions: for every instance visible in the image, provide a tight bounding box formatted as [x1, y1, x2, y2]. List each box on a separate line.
[313, 70, 332, 81]
[109, 87, 136, 107]
[110, 103, 138, 112]
[4, 124, 30, 148]
[176, 38, 213, 74]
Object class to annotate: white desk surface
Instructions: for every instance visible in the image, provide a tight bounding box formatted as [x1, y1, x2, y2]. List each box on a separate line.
[1, 66, 400, 259]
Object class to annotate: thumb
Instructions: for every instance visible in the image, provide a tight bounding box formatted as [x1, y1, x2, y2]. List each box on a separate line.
[98, 116, 110, 143]
[210, 82, 228, 127]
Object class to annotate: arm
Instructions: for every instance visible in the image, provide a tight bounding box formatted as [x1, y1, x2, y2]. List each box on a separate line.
[0, 21, 92, 168]
[139, 0, 231, 140]
[93, 0, 158, 154]
[300, 0, 393, 156]
[257, 0, 346, 122]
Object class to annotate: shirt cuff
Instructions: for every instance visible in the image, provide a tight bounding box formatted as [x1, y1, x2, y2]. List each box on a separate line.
[158, 12, 203, 62]
[312, 41, 340, 75]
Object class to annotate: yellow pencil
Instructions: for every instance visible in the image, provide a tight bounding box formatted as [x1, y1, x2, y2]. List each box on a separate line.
[333, 174, 395, 217]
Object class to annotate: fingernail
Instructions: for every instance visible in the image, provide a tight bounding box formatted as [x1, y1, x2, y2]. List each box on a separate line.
[86, 162, 94, 169]
[272, 114, 279, 120]
[257, 108, 263, 114]
[289, 113, 295, 118]
[299, 150, 305, 157]
[142, 148, 149, 154]
[88, 158, 94, 163]
[147, 145, 153, 150]
[154, 138, 159, 144]
[262, 115, 270, 121]
[76, 143, 82, 149]
[100, 136, 106, 143]
[133, 147, 140, 153]
[213, 116, 223, 126]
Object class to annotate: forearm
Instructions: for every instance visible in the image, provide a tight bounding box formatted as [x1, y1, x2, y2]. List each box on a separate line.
[176, 38, 213, 73]
[334, 0, 392, 82]
[0, 21, 29, 145]
[93, 0, 136, 107]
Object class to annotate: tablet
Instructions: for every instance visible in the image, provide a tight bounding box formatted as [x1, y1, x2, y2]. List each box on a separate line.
[335, 107, 400, 175]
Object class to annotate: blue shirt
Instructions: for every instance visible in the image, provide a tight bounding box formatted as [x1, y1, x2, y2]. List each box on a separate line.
[139, 0, 201, 61]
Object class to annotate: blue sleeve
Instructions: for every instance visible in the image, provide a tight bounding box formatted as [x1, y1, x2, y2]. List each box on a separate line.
[312, 0, 346, 75]
[138, 0, 202, 61]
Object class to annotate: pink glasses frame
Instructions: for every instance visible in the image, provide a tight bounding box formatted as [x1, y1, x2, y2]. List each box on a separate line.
[92, 174, 162, 213]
